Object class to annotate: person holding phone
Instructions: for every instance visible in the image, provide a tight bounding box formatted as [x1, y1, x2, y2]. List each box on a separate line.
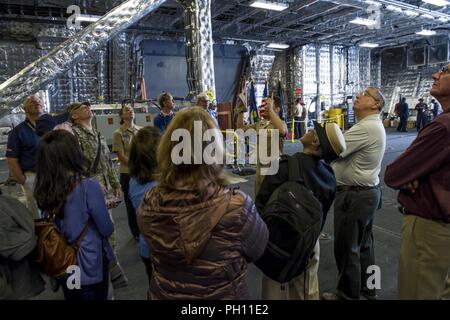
[236, 95, 288, 195]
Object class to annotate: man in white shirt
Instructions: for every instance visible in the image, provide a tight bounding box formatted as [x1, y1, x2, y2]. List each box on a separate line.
[322, 87, 386, 300]
[197, 92, 219, 128]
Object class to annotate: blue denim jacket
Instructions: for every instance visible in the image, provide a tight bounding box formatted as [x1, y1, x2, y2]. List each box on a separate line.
[129, 178, 157, 259]
[55, 179, 115, 285]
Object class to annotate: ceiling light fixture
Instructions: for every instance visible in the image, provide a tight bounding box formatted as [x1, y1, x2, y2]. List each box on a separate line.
[404, 10, 420, 17]
[362, 1, 450, 20]
[422, 0, 450, 7]
[416, 29, 437, 35]
[421, 13, 435, 19]
[350, 17, 378, 26]
[266, 43, 290, 49]
[360, 42, 380, 48]
[364, 0, 382, 6]
[249, 0, 289, 11]
[386, 4, 403, 12]
[76, 14, 102, 22]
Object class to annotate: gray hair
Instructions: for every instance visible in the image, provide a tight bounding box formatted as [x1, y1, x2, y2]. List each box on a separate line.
[369, 87, 386, 111]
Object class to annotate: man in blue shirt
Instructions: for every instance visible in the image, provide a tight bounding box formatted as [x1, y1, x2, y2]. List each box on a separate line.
[154, 92, 175, 133]
[6, 95, 44, 218]
[36, 111, 69, 137]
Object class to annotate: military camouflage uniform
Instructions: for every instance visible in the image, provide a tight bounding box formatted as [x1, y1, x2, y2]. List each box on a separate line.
[72, 125, 120, 191]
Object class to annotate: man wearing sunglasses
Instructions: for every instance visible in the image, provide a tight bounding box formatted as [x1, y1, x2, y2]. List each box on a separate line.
[323, 87, 386, 300]
[385, 64, 450, 300]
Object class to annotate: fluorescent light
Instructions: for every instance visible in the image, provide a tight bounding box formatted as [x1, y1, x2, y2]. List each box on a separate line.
[350, 17, 377, 26]
[76, 14, 101, 22]
[405, 10, 420, 17]
[421, 13, 435, 19]
[250, 0, 289, 11]
[360, 42, 379, 48]
[364, 0, 381, 6]
[386, 5, 403, 12]
[416, 29, 437, 35]
[266, 43, 290, 49]
[422, 0, 450, 7]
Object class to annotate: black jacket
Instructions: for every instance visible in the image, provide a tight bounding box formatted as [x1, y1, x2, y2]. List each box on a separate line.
[256, 152, 336, 229]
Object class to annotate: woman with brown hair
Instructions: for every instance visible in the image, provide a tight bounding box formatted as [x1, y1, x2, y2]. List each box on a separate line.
[137, 107, 268, 300]
[128, 126, 161, 290]
[34, 130, 115, 300]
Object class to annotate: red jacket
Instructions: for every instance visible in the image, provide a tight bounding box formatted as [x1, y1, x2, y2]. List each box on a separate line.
[385, 111, 450, 223]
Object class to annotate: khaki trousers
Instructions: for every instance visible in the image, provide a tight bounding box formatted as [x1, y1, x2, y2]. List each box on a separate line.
[261, 240, 320, 300]
[22, 172, 40, 219]
[398, 215, 450, 300]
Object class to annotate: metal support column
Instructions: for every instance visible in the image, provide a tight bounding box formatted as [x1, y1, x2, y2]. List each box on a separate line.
[285, 47, 295, 118]
[179, 0, 216, 99]
[330, 45, 334, 107]
[315, 43, 321, 122]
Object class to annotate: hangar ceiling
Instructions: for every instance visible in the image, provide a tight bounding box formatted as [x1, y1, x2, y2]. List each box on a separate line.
[0, 0, 449, 48]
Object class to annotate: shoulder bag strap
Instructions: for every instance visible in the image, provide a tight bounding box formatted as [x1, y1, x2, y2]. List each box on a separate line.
[287, 155, 303, 184]
[72, 219, 91, 251]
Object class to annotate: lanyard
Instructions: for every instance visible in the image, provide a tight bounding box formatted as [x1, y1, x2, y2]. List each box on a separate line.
[25, 119, 36, 132]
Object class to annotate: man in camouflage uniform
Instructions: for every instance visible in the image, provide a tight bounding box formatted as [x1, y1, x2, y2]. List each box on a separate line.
[68, 102, 121, 251]
[68, 102, 121, 197]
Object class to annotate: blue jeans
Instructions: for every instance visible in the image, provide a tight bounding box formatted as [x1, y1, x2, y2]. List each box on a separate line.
[59, 255, 109, 301]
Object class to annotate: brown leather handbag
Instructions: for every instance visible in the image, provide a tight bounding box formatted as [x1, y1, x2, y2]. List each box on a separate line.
[33, 217, 90, 278]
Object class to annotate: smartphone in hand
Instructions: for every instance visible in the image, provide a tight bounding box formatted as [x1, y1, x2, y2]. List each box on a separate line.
[105, 194, 122, 209]
[260, 99, 267, 119]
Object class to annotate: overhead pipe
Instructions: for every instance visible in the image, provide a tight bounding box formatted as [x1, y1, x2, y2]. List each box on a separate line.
[0, 0, 167, 118]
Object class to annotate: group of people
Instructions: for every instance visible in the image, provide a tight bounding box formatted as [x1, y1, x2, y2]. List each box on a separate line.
[1, 63, 449, 300]
[395, 96, 442, 132]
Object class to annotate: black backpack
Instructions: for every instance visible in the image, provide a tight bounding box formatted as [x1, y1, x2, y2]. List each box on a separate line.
[254, 155, 323, 283]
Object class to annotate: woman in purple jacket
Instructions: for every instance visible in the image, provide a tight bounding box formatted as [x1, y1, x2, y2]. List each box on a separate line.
[34, 130, 115, 300]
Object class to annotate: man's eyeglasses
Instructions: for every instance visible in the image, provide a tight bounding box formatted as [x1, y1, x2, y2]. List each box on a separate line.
[70, 103, 90, 113]
[439, 65, 450, 74]
[362, 90, 380, 102]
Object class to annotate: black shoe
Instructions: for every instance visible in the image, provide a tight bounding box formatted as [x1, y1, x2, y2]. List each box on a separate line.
[49, 277, 60, 292]
[361, 290, 378, 300]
